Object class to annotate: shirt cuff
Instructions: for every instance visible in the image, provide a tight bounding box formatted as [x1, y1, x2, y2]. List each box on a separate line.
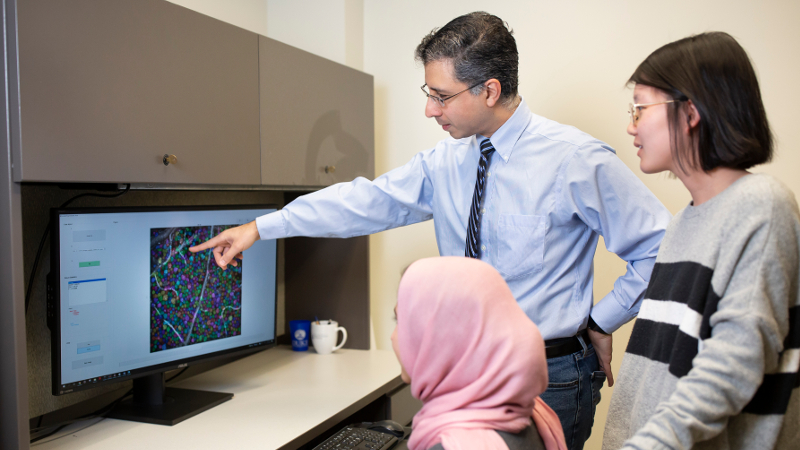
[255, 211, 287, 240]
[591, 292, 638, 334]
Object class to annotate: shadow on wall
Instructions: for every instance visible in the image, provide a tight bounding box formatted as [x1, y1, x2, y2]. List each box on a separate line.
[305, 110, 369, 185]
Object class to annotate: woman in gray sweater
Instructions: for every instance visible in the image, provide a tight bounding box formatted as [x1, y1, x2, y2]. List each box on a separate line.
[602, 32, 800, 449]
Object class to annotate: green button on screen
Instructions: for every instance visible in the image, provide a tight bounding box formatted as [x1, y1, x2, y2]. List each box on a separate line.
[79, 261, 101, 267]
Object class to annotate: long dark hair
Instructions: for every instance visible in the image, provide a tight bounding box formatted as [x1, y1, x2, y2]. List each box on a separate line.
[629, 32, 772, 172]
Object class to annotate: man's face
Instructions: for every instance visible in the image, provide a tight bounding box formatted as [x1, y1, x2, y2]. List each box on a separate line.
[423, 60, 490, 139]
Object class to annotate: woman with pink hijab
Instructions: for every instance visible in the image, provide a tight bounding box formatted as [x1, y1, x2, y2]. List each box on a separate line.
[391, 256, 566, 450]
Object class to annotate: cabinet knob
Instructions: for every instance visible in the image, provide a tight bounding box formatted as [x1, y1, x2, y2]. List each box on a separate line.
[163, 154, 178, 166]
[324, 165, 336, 174]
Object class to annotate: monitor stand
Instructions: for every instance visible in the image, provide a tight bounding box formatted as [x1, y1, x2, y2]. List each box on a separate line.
[107, 372, 233, 426]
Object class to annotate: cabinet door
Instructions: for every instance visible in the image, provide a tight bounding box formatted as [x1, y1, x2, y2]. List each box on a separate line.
[259, 37, 374, 187]
[13, 0, 261, 184]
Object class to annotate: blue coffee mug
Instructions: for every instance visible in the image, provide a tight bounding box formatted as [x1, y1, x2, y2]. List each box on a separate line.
[289, 320, 311, 351]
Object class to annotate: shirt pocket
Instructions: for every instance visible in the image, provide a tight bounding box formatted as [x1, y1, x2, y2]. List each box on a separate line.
[496, 214, 545, 279]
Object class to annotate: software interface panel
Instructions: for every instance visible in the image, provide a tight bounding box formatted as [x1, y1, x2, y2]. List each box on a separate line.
[57, 208, 277, 385]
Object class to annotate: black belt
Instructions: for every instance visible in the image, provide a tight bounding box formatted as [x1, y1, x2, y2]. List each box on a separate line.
[544, 329, 588, 359]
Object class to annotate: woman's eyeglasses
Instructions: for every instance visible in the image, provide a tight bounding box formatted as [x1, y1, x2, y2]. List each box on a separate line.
[628, 100, 680, 125]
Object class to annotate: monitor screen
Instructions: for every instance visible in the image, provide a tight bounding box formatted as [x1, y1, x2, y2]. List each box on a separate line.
[49, 205, 277, 396]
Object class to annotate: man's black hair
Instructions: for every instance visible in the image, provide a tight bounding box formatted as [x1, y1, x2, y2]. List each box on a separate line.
[415, 12, 518, 106]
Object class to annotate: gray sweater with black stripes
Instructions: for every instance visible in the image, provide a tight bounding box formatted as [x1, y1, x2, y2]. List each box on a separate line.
[602, 174, 800, 450]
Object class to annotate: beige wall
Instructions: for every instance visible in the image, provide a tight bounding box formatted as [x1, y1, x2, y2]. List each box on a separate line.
[166, 0, 268, 35]
[167, 1, 800, 447]
[363, 2, 799, 449]
[267, 0, 364, 70]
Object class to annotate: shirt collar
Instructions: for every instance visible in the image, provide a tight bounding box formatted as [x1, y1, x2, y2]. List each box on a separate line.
[476, 96, 532, 163]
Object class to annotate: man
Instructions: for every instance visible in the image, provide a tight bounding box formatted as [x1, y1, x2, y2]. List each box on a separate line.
[191, 12, 671, 450]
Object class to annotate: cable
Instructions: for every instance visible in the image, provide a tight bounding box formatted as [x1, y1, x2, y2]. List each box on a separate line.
[165, 367, 189, 383]
[31, 416, 111, 446]
[29, 423, 69, 444]
[57, 183, 132, 210]
[24, 184, 131, 314]
[30, 367, 186, 442]
[30, 387, 133, 443]
[30, 365, 188, 443]
[27, 184, 192, 443]
[31, 417, 106, 447]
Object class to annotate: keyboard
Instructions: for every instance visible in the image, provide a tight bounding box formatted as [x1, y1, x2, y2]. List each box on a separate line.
[313, 425, 399, 450]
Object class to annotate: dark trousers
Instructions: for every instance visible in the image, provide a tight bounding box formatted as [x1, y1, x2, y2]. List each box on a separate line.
[538, 337, 606, 450]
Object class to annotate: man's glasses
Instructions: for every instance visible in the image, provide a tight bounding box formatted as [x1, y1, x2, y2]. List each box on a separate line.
[628, 100, 680, 125]
[421, 81, 486, 108]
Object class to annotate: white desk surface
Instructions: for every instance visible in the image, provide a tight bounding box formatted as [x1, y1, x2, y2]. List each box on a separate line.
[34, 346, 403, 450]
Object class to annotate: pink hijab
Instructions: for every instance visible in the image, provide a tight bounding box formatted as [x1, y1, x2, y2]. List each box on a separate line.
[397, 257, 566, 450]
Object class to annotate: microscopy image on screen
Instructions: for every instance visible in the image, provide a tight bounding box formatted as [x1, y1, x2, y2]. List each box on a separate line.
[150, 225, 242, 353]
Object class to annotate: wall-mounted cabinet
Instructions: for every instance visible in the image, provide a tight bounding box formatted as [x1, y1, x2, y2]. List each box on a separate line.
[3, 3, 379, 448]
[12, 0, 261, 185]
[259, 37, 374, 187]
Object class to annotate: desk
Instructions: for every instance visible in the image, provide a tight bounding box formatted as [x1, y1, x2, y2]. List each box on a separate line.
[34, 347, 404, 449]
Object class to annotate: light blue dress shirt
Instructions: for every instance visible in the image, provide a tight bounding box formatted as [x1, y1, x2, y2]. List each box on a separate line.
[256, 98, 671, 340]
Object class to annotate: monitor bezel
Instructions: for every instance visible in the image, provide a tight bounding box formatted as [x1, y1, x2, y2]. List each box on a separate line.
[49, 203, 279, 396]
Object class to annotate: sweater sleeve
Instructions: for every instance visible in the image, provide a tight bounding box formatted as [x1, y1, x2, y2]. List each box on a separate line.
[622, 187, 800, 450]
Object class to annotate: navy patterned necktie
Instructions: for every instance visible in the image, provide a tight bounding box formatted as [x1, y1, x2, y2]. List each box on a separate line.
[465, 138, 495, 258]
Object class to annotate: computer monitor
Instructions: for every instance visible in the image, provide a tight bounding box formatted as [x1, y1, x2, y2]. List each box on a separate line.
[48, 204, 278, 425]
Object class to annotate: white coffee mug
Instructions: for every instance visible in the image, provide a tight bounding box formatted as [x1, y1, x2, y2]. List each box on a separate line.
[311, 320, 347, 355]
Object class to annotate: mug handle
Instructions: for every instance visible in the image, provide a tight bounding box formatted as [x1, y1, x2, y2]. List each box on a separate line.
[333, 326, 348, 352]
